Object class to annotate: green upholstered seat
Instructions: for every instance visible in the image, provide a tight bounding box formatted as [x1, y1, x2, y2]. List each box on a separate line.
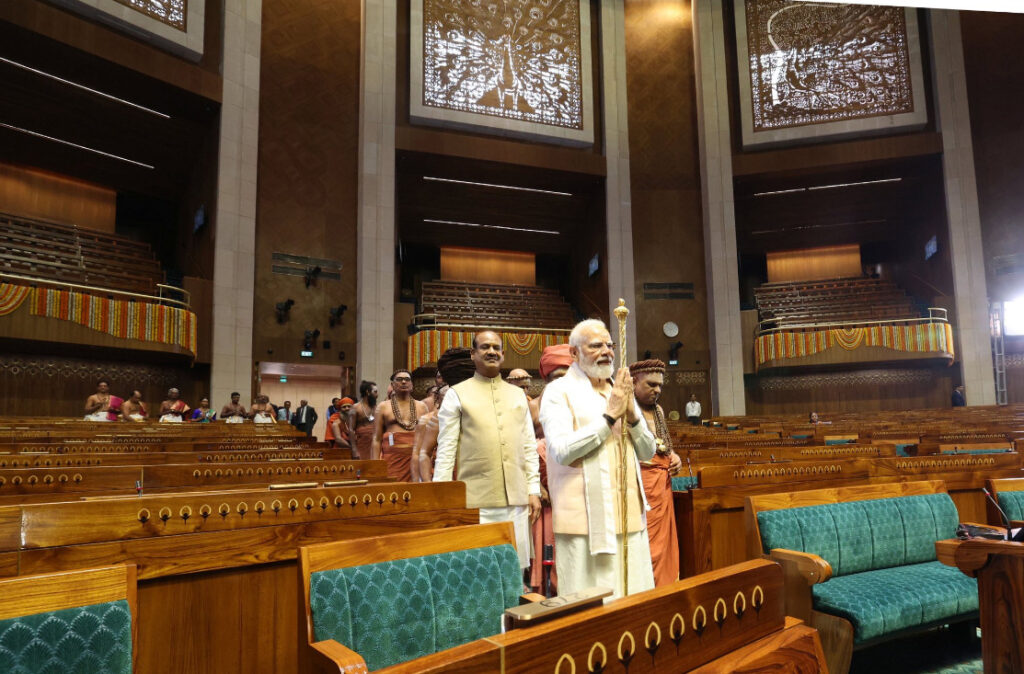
[308, 543, 521, 671]
[811, 562, 978, 643]
[0, 600, 133, 674]
[895, 443, 916, 457]
[824, 438, 855, 445]
[997, 490, 1024, 520]
[757, 493, 977, 644]
[940, 449, 1010, 455]
[671, 476, 698, 491]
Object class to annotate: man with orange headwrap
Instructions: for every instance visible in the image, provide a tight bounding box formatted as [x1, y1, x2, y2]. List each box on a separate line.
[326, 397, 354, 449]
[527, 342, 574, 594]
[629, 359, 681, 586]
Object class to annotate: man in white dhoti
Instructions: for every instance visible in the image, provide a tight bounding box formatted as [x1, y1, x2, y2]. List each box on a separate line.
[539, 319, 656, 599]
[434, 330, 542, 570]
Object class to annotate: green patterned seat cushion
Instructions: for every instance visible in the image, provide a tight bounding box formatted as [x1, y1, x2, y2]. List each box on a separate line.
[757, 493, 959, 576]
[824, 438, 855, 445]
[812, 562, 977, 643]
[0, 600, 132, 674]
[997, 490, 1024, 520]
[671, 476, 698, 491]
[309, 543, 521, 670]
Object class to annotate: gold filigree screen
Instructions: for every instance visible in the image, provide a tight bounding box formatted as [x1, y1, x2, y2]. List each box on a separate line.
[734, 1, 926, 147]
[411, 0, 593, 145]
[112, 0, 186, 31]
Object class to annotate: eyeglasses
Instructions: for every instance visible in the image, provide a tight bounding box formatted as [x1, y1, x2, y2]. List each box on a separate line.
[393, 377, 412, 383]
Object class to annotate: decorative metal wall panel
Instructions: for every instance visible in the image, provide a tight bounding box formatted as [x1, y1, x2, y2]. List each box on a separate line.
[113, 0, 186, 31]
[411, 0, 594, 146]
[734, 1, 927, 147]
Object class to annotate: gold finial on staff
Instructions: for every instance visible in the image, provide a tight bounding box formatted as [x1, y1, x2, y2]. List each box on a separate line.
[613, 298, 630, 596]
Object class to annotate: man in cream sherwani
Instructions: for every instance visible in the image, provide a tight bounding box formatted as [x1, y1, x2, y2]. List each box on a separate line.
[434, 330, 542, 569]
[539, 319, 656, 598]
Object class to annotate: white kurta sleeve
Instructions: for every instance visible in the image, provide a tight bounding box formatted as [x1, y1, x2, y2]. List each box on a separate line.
[433, 388, 462, 482]
[539, 386, 612, 467]
[521, 408, 540, 495]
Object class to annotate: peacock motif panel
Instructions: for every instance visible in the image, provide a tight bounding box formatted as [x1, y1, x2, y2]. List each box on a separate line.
[411, 0, 594, 146]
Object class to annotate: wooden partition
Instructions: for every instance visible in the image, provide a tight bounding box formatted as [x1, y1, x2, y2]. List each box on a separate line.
[0, 163, 115, 232]
[0, 481, 475, 674]
[440, 246, 535, 285]
[766, 244, 861, 283]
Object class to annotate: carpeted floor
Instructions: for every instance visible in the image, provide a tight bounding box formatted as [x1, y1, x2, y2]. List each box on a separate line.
[849, 624, 982, 674]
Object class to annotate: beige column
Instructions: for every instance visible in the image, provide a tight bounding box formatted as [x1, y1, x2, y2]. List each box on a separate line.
[601, 0, 638, 362]
[211, 0, 261, 406]
[357, 0, 398, 386]
[930, 10, 995, 405]
[693, 0, 745, 415]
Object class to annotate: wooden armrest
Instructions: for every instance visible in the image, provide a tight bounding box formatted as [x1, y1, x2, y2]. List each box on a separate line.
[520, 592, 546, 604]
[962, 521, 1006, 534]
[769, 549, 832, 585]
[309, 640, 369, 674]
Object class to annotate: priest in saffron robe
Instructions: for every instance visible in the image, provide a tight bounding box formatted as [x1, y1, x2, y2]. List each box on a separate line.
[630, 358, 681, 587]
[371, 370, 426, 481]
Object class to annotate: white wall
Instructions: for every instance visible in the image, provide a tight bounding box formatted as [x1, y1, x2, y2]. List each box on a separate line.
[259, 377, 344, 441]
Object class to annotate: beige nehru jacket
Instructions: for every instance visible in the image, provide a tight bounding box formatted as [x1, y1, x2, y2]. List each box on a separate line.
[434, 373, 540, 509]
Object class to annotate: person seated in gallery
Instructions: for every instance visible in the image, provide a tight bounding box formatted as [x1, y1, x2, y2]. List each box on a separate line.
[159, 388, 190, 422]
[84, 379, 115, 421]
[251, 394, 276, 423]
[326, 398, 354, 447]
[191, 398, 216, 422]
[221, 392, 247, 423]
[121, 389, 147, 421]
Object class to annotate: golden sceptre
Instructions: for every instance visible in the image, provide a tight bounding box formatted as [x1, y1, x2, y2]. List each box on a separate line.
[612, 298, 631, 596]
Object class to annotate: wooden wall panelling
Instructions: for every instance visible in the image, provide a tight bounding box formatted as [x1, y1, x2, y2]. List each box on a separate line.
[254, 0, 360, 371]
[0, 163, 116, 232]
[439, 247, 535, 285]
[765, 244, 862, 284]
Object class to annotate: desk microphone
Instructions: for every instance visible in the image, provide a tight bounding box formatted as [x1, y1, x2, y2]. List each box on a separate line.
[135, 480, 143, 497]
[686, 457, 693, 478]
[542, 544, 554, 597]
[982, 488, 1016, 541]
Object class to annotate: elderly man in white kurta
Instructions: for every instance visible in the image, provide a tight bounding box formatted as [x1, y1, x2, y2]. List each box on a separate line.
[539, 319, 656, 598]
[434, 330, 542, 569]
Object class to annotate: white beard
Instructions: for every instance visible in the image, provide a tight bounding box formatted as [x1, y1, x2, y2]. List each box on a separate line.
[580, 359, 614, 380]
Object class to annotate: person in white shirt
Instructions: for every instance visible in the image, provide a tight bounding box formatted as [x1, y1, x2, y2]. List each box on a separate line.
[685, 393, 702, 425]
[539, 319, 657, 599]
[434, 330, 541, 569]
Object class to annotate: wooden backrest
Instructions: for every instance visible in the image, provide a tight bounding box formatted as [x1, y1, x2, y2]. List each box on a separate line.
[744, 480, 950, 562]
[0, 565, 137, 673]
[699, 458, 871, 488]
[298, 522, 518, 670]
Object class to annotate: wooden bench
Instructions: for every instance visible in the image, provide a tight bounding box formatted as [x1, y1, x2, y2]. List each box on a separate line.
[745, 480, 978, 674]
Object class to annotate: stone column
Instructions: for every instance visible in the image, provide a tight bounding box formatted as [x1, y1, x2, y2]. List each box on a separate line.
[210, 0, 261, 406]
[692, 0, 745, 415]
[601, 0, 638, 362]
[357, 0, 398, 386]
[930, 10, 996, 405]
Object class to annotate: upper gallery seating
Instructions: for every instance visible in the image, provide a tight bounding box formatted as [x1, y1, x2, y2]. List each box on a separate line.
[0, 211, 163, 294]
[754, 277, 920, 329]
[418, 280, 575, 330]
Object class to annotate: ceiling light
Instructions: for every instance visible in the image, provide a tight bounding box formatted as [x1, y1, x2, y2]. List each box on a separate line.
[423, 218, 559, 235]
[750, 219, 886, 235]
[0, 56, 170, 119]
[0, 122, 154, 169]
[423, 176, 572, 197]
[752, 177, 901, 197]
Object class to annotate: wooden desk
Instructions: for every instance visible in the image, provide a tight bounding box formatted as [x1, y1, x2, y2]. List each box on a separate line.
[938, 537, 1024, 673]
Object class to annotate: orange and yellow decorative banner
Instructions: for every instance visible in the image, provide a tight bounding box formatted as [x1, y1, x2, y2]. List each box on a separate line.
[408, 329, 568, 371]
[30, 287, 198, 356]
[755, 322, 954, 369]
[0, 283, 31, 316]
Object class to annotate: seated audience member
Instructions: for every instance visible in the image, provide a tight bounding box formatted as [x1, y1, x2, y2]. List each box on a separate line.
[809, 411, 819, 425]
[84, 379, 113, 421]
[326, 398, 354, 448]
[121, 390, 147, 421]
[277, 400, 292, 422]
[221, 392, 247, 423]
[685, 393, 701, 425]
[326, 397, 341, 419]
[251, 394, 276, 423]
[191, 398, 216, 422]
[413, 385, 448, 482]
[507, 369, 533, 398]
[159, 388, 190, 422]
[952, 385, 966, 407]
